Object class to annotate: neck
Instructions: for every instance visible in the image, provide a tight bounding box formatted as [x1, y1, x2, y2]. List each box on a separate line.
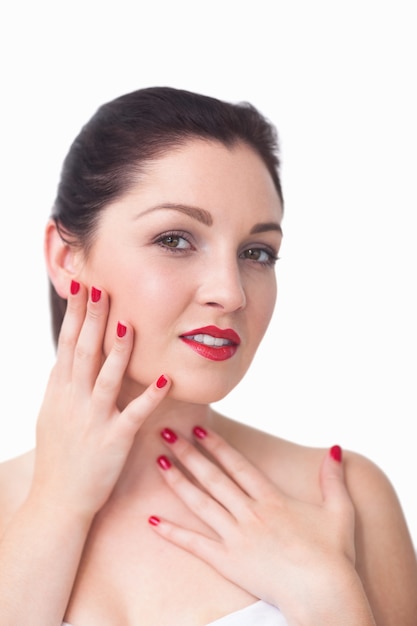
[109, 385, 219, 501]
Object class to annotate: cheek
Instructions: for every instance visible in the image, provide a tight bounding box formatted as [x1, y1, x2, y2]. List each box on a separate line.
[250, 280, 277, 345]
[103, 268, 185, 350]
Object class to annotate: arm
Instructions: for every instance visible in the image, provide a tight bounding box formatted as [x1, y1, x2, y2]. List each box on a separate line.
[149, 426, 414, 626]
[0, 282, 170, 626]
[345, 451, 417, 626]
[0, 497, 92, 626]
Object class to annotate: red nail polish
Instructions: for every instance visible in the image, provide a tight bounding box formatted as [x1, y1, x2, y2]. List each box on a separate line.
[330, 445, 342, 462]
[157, 455, 171, 470]
[156, 375, 168, 389]
[193, 425, 207, 439]
[148, 515, 160, 526]
[117, 322, 127, 338]
[91, 286, 101, 302]
[161, 427, 177, 443]
[70, 280, 80, 295]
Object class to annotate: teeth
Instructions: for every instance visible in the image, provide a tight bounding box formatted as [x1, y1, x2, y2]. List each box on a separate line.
[186, 334, 232, 347]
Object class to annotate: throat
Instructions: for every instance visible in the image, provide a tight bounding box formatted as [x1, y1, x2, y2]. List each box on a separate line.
[104, 405, 217, 499]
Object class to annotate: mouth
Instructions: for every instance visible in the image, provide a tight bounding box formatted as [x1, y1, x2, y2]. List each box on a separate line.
[180, 325, 241, 362]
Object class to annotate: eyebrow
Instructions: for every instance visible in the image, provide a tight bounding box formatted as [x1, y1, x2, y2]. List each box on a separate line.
[136, 203, 213, 226]
[250, 222, 283, 235]
[136, 202, 282, 235]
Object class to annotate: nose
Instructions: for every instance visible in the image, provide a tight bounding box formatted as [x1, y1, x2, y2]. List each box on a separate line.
[198, 257, 246, 312]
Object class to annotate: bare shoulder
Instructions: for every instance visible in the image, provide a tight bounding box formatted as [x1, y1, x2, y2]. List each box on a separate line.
[213, 413, 328, 500]
[214, 413, 407, 513]
[215, 414, 417, 624]
[0, 450, 35, 534]
[343, 448, 417, 623]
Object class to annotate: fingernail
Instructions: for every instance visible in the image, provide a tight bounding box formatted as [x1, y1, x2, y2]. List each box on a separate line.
[157, 455, 171, 470]
[193, 425, 207, 439]
[148, 515, 160, 526]
[117, 322, 127, 338]
[330, 445, 342, 462]
[156, 375, 168, 389]
[70, 279, 80, 295]
[91, 286, 101, 302]
[161, 427, 177, 443]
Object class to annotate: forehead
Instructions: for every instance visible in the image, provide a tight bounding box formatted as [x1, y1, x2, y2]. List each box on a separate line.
[132, 139, 283, 220]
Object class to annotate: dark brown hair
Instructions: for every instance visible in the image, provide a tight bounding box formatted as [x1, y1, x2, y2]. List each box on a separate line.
[50, 86, 283, 344]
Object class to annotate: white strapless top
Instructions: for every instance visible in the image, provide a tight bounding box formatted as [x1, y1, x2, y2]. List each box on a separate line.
[62, 599, 288, 625]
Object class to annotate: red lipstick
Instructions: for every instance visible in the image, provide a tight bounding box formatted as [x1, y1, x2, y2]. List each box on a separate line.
[180, 325, 241, 361]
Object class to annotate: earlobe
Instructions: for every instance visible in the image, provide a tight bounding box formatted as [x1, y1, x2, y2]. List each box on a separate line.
[44, 219, 79, 298]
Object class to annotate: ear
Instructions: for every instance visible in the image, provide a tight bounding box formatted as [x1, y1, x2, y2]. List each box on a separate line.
[44, 219, 81, 298]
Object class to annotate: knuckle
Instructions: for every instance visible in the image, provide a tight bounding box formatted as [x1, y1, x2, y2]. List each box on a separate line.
[74, 343, 94, 361]
[191, 491, 210, 516]
[203, 464, 222, 487]
[177, 442, 195, 465]
[112, 337, 130, 357]
[144, 386, 161, 407]
[229, 454, 247, 476]
[95, 374, 116, 394]
[182, 534, 200, 552]
[168, 469, 184, 489]
[65, 294, 83, 314]
[204, 434, 228, 461]
[86, 306, 104, 323]
[57, 330, 76, 351]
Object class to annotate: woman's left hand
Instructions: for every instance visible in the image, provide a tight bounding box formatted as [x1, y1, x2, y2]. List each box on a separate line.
[148, 426, 359, 617]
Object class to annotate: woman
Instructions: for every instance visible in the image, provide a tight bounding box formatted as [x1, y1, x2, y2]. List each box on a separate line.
[0, 87, 416, 625]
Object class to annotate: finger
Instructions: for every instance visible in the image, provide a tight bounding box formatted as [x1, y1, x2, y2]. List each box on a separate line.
[54, 279, 88, 381]
[320, 446, 354, 516]
[90, 320, 135, 420]
[191, 426, 277, 501]
[72, 285, 109, 392]
[117, 374, 172, 434]
[155, 452, 234, 529]
[148, 514, 225, 567]
[160, 431, 251, 519]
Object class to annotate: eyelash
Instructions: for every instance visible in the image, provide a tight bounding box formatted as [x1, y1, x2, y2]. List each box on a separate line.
[154, 230, 194, 252]
[153, 230, 279, 267]
[240, 248, 279, 267]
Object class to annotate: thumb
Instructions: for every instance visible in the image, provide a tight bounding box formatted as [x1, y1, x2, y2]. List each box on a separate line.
[320, 445, 356, 564]
[320, 445, 351, 512]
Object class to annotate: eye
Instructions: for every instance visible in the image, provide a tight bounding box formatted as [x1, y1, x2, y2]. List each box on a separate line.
[240, 247, 279, 266]
[154, 231, 194, 252]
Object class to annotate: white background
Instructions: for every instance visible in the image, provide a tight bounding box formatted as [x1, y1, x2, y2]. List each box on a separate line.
[1, 1, 416, 547]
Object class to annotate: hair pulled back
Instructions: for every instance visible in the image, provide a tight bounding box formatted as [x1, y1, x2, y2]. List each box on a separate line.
[50, 86, 283, 344]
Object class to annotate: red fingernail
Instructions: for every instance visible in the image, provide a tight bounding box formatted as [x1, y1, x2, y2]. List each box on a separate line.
[193, 425, 207, 439]
[91, 286, 101, 302]
[330, 445, 342, 462]
[117, 322, 127, 338]
[157, 455, 171, 470]
[161, 428, 177, 443]
[70, 280, 80, 295]
[156, 375, 168, 389]
[148, 515, 160, 526]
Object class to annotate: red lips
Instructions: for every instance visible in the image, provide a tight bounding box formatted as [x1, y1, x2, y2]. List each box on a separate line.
[180, 325, 241, 361]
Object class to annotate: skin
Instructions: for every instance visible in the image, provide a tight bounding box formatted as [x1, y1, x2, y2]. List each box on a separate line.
[0, 139, 416, 626]
[70, 139, 282, 405]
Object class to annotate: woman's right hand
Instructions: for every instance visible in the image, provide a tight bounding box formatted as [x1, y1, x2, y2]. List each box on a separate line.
[31, 280, 171, 520]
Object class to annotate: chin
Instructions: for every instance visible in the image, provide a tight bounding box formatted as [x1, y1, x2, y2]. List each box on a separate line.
[168, 370, 245, 405]
[169, 386, 232, 405]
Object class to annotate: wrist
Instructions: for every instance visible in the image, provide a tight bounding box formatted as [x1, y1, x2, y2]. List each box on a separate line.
[279, 561, 376, 626]
[25, 486, 96, 531]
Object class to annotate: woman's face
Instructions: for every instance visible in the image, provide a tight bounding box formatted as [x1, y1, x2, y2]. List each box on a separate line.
[76, 139, 283, 403]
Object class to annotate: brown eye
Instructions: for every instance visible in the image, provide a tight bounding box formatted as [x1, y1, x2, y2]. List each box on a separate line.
[244, 248, 262, 260]
[163, 235, 181, 248]
[155, 232, 193, 251]
[240, 247, 278, 266]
